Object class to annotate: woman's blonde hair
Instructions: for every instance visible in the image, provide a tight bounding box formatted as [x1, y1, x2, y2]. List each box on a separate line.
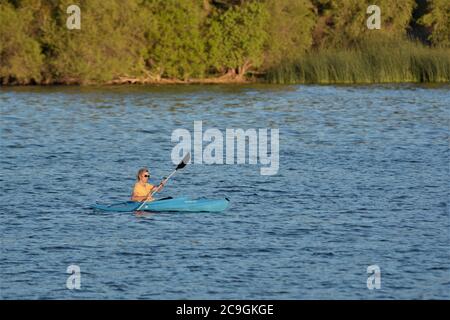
[136, 167, 149, 181]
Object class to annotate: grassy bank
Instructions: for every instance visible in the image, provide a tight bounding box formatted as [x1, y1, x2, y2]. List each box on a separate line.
[266, 41, 450, 84]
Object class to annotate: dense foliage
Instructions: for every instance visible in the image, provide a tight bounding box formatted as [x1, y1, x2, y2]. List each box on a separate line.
[0, 0, 449, 84]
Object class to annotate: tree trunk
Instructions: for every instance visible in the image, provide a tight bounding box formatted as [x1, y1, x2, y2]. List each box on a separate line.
[218, 67, 237, 79]
[236, 60, 252, 80]
[203, 0, 211, 13]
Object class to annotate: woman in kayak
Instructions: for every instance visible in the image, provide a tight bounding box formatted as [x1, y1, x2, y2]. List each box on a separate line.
[131, 167, 165, 202]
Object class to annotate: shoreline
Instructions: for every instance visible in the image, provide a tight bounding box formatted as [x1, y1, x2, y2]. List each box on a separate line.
[1, 78, 449, 87]
[107, 75, 254, 85]
[0, 75, 255, 86]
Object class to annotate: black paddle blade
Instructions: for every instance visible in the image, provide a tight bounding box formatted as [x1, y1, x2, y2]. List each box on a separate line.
[176, 152, 191, 170]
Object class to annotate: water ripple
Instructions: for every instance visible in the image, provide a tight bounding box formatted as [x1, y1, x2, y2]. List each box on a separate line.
[1, 84, 449, 299]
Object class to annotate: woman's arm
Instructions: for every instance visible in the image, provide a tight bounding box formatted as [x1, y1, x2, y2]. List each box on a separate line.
[152, 180, 166, 194]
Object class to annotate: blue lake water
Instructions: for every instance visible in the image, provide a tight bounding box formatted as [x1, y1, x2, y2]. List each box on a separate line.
[1, 84, 449, 299]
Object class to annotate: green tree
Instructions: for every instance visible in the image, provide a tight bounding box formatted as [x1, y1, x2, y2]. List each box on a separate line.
[206, 1, 268, 78]
[143, 0, 206, 80]
[39, 0, 149, 84]
[0, 1, 43, 84]
[419, 0, 450, 47]
[312, 0, 417, 48]
[264, 0, 317, 67]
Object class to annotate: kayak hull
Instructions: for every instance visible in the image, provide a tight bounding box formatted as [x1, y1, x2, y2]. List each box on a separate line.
[92, 197, 230, 213]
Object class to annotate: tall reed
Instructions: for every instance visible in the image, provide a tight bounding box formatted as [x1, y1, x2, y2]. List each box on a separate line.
[266, 39, 450, 84]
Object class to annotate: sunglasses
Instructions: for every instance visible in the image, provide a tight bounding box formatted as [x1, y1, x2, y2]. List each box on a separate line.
[143, 175, 150, 178]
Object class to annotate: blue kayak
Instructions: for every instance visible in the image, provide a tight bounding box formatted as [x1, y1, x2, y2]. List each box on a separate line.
[92, 197, 230, 212]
